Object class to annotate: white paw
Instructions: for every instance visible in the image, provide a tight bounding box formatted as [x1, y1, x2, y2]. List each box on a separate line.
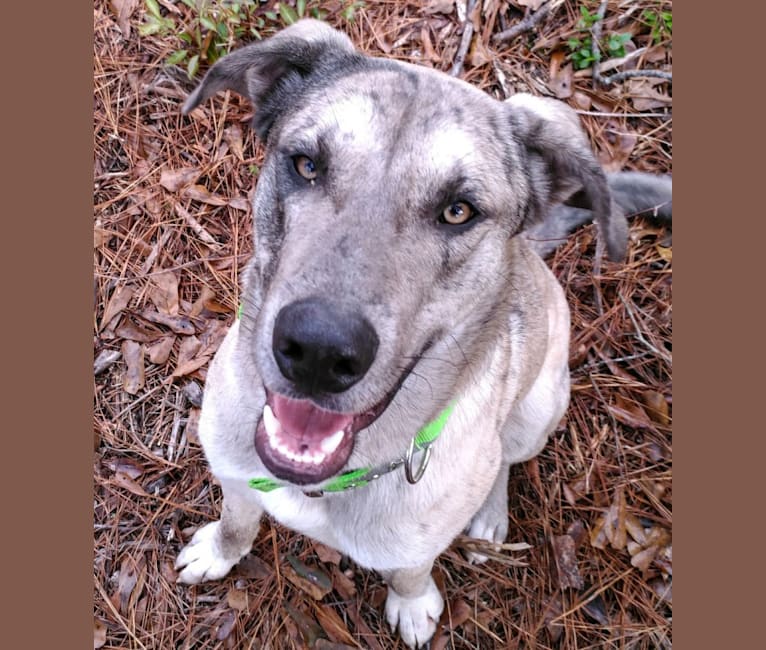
[465, 511, 508, 564]
[175, 521, 239, 584]
[385, 580, 444, 649]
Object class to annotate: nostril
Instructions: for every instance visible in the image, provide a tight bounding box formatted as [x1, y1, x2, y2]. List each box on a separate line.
[333, 358, 358, 379]
[279, 339, 304, 362]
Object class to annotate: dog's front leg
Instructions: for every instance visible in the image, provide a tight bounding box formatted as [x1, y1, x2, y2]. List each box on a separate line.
[381, 561, 444, 649]
[175, 480, 263, 584]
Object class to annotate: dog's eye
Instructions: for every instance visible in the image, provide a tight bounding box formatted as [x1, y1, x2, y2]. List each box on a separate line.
[441, 201, 475, 225]
[293, 155, 318, 181]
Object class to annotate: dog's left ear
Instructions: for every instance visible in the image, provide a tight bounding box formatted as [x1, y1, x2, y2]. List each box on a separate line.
[182, 19, 356, 138]
[506, 93, 628, 262]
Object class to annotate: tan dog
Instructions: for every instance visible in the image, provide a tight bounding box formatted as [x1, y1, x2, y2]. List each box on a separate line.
[174, 20, 671, 648]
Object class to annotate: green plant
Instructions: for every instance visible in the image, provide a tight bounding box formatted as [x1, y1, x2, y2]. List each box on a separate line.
[566, 5, 632, 70]
[141, 1, 367, 79]
[642, 8, 672, 45]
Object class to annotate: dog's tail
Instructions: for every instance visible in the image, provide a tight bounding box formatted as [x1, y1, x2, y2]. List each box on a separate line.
[523, 172, 672, 258]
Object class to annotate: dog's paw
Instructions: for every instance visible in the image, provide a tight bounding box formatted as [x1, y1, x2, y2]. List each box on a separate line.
[465, 511, 509, 564]
[385, 580, 443, 649]
[175, 521, 239, 584]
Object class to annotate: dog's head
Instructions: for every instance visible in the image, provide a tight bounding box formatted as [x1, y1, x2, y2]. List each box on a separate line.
[185, 20, 626, 485]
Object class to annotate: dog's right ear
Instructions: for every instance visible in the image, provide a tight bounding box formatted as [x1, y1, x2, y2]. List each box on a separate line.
[505, 93, 628, 262]
[182, 19, 356, 137]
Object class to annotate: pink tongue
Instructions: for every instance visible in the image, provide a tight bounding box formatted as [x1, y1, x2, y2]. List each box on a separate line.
[271, 394, 354, 441]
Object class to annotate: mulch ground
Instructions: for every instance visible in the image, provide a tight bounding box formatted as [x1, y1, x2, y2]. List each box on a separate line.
[94, 1, 672, 648]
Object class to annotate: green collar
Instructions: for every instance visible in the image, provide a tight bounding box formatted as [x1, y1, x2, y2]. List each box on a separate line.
[248, 402, 455, 497]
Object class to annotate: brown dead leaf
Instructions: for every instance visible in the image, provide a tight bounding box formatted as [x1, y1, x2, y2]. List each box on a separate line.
[146, 336, 175, 365]
[602, 487, 628, 550]
[227, 587, 248, 611]
[181, 184, 229, 206]
[331, 566, 357, 599]
[112, 470, 148, 497]
[94, 618, 107, 648]
[469, 36, 492, 68]
[656, 244, 672, 262]
[548, 51, 573, 99]
[105, 457, 144, 479]
[228, 196, 250, 211]
[642, 390, 670, 425]
[314, 604, 357, 645]
[235, 553, 273, 580]
[541, 593, 564, 642]
[148, 271, 179, 316]
[159, 167, 201, 192]
[94, 349, 121, 375]
[572, 91, 592, 110]
[424, 0, 454, 15]
[590, 514, 609, 550]
[420, 25, 439, 63]
[313, 541, 342, 565]
[284, 555, 333, 600]
[283, 601, 323, 647]
[628, 77, 672, 111]
[630, 544, 659, 572]
[551, 534, 584, 589]
[601, 130, 638, 173]
[184, 407, 201, 444]
[172, 335, 204, 377]
[108, 0, 138, 39]
[140, 309, 196, 335]
[223, 124, 244, 161]
[190, 286, 216, 317]
[122, 340, 145, 395]
[100, 285, 134, 331]
[517, 0, 547, 9]
[215, 610, 237, 641]
[606, 402, 653, 430]
[625, 513, 648, 546]
[114, 316, 165, 343]
[114, 555, 145, 615]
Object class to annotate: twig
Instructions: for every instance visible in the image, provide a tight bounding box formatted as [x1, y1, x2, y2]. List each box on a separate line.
[174, 202, 221, 248]
[450, 0, 478, 77]
[492, 1, 553, 45]
[575, 110, 671, 118]
[590, 1, 609, 89]
[591, 2, 672, 87]
[599, 69, 673, 86]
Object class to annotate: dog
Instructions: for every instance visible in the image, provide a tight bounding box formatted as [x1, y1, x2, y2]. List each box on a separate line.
[174, 20, 671, 648]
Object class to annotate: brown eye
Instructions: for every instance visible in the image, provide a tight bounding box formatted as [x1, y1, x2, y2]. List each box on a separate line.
[442, 201, 475, 225]
[293, 155, 317, 181]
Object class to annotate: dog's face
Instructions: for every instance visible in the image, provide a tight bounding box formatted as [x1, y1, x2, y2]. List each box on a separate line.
[184, 20, 625, 485]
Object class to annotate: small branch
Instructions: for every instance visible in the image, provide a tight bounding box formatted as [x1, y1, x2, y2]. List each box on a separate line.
[450, 0, 478, 77]
[492, 1, 552, 45]
[590, 0, 609, 88]
[590, 2, 672, 88]
[174, 202, 221, 249]
[598, 69, 673, 86]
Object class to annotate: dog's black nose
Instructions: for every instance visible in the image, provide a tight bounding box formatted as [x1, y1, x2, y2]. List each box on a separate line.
[272, 297, 379, 395]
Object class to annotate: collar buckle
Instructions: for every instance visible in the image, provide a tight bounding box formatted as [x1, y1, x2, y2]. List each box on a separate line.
[404, 437, 433, 485]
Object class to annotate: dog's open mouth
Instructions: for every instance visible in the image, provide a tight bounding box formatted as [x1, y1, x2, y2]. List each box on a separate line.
[254, 341, 432, 485]
[254, 390, 391, 485]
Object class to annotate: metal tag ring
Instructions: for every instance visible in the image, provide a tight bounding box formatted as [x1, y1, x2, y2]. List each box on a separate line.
[404, 439, 432, 484]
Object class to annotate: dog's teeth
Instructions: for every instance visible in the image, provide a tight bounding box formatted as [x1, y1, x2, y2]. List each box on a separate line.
[320, 430, 345, 455]
[263, 405, 279, 438]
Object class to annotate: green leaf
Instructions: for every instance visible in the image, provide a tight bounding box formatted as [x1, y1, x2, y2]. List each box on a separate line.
[200, 16, 217, 31]
[187, 54, 200, 80]
[297, 0, 306, 17]
[278, 4, 298, 25]
[217, 22, 228, 39]
[567, 38, 582, 50]
[179, 32, 193, 43]
[264, 11, 277, 21]
[145, 0, 162, 20]
[138, 20, 162, 36]
[166, 49, 189, 65]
